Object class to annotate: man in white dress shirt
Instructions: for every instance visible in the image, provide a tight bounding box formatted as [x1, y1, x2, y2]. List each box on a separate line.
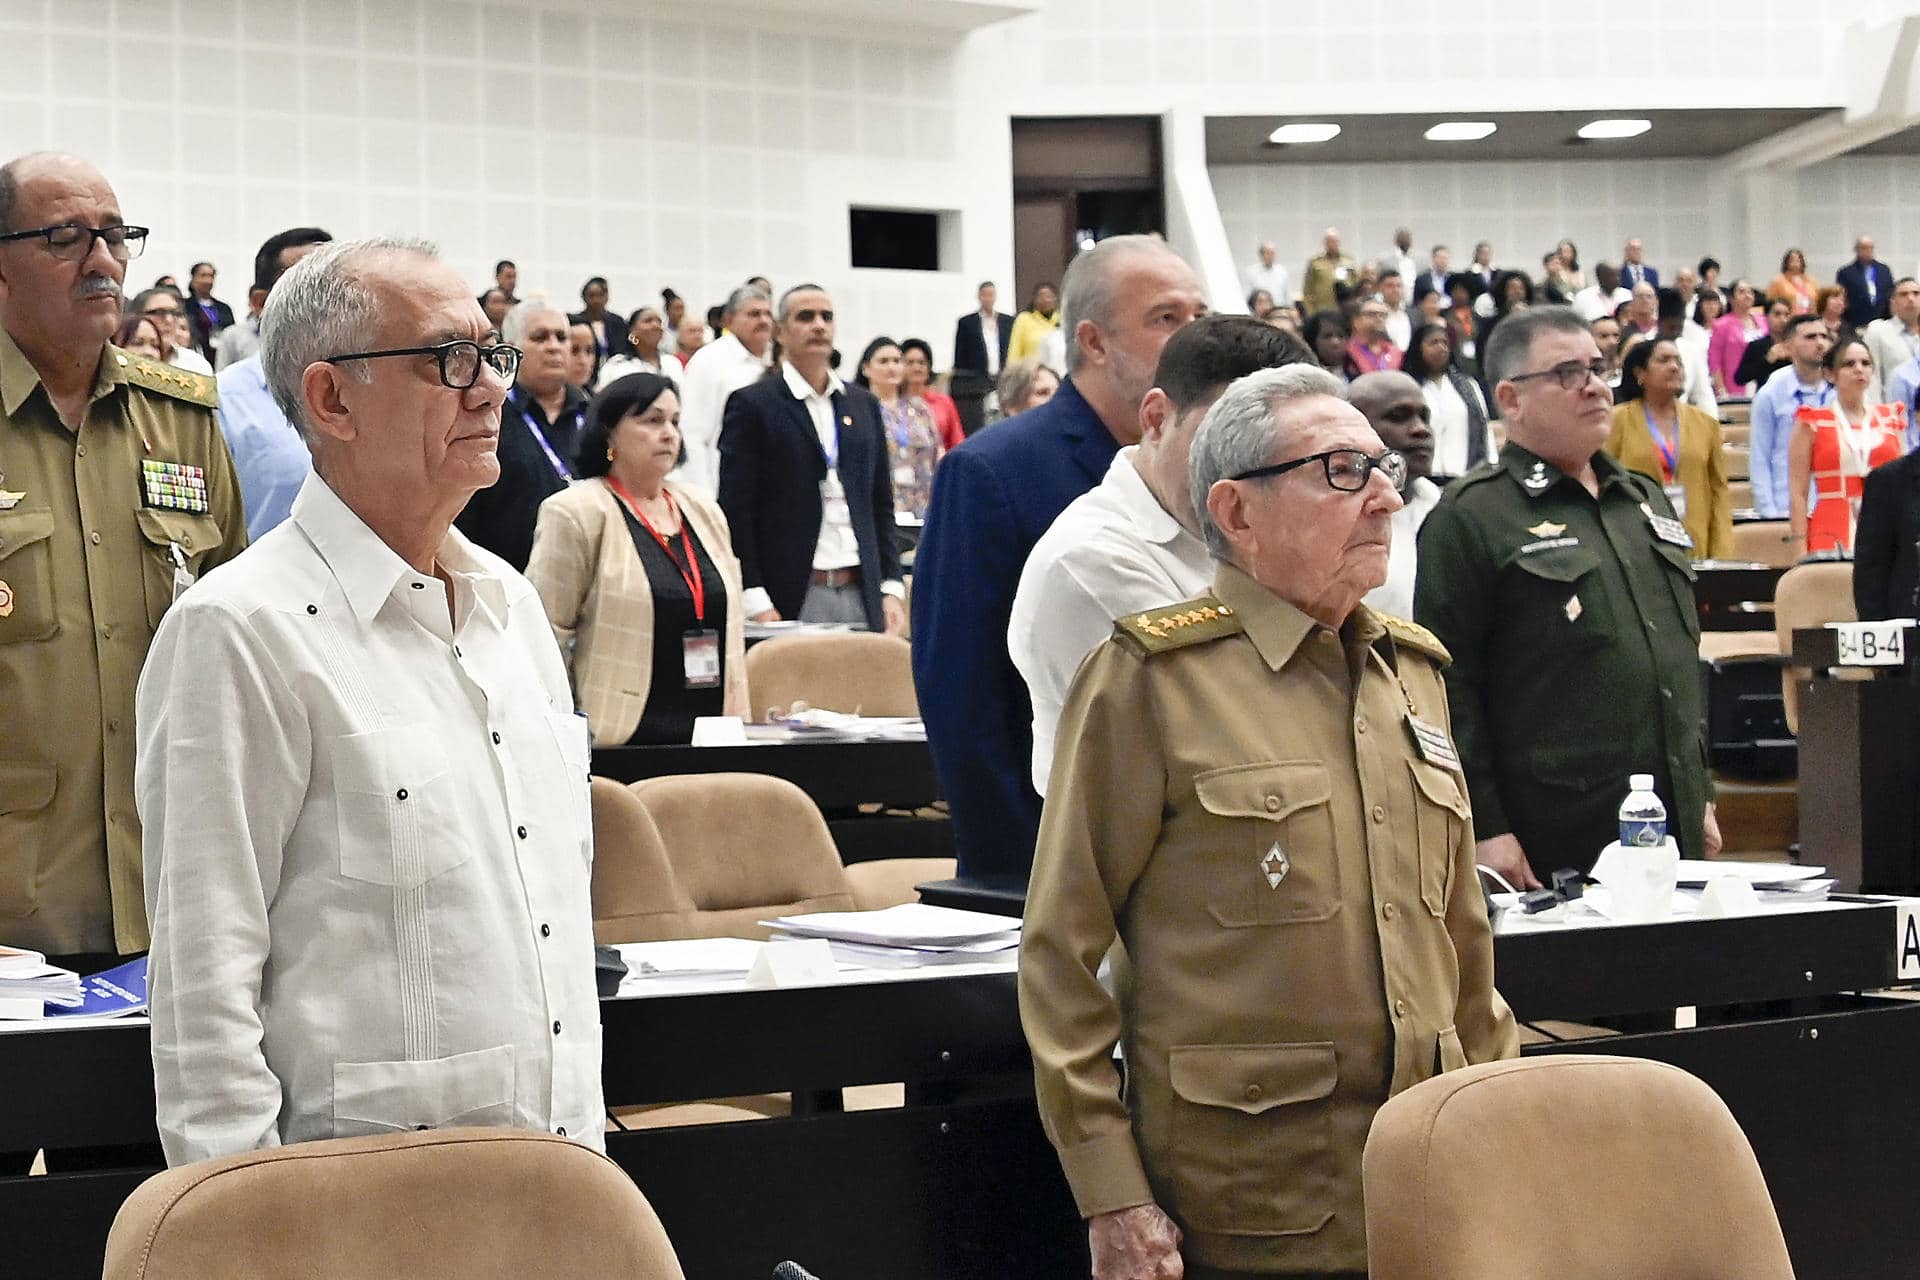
[136, 238, 604, 1166]
[675, 282, 773, 494]
[1009, 316, 1313, 794]
[1350, 371, 1441, 620]
[1865, 277, 1920, 405]
[1242, 240, 1290, 310]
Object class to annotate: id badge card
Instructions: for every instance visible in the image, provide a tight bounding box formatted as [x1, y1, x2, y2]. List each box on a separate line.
[1662, 483, 1687, 519]
[682, 629, 721, 689]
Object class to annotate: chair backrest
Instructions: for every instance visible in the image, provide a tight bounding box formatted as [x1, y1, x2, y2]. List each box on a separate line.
[744, 631, 917, 722]
[1723, 401, 1752, 426]
[590, 775, 697, 945]
[632, 772, 854, 937]
[1728, 480, 1754, 510]
[1363, 1056, 1794, 1280]
[1722, 422, 1751, 448]
[1723, 443, 1750, 480]
[1733, 519, 1796, 568]
[102, 1128, 686, 1280]
[1774, 559, 1856, 732]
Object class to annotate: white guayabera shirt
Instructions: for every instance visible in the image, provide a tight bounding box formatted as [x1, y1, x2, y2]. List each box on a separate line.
[137, 473, 604, 1166]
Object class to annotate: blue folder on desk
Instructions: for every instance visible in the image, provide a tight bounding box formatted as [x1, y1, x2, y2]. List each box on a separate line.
[45, 956, 148, 1019]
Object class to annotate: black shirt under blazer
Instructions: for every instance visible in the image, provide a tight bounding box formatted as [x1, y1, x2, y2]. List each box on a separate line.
[1853, 451, 1920, 621]
[716, 374, 901, 630]
[951, 311, 1013, 375]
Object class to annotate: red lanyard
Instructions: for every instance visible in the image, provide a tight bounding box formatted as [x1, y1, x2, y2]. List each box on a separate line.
[606, 478, 705, 621]
[1643, 404, 1679, 483]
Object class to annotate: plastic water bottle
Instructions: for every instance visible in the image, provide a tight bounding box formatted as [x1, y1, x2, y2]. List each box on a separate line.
[1618, 774, 1668, 848]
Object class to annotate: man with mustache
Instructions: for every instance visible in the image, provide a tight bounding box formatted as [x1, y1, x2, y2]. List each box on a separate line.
[0, 152, 246, 974]
[136, 238, 604, 1163]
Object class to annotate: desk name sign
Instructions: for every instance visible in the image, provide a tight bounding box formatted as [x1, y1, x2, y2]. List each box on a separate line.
[1901, 902, 1920, 982]
[1830, 620, 1909, 667]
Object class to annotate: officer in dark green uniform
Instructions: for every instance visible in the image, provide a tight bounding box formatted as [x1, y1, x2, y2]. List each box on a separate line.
[1415, 305, 1718, 888]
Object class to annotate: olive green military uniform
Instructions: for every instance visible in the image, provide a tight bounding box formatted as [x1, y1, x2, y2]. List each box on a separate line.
[0, 327, 246, 956]
[1019, 563, 1519, 1277]
[1299, 252, 1357, 317]
[1413, 442, 1709, 876]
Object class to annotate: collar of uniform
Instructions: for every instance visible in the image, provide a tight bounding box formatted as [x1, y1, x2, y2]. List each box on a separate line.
[0, 324, 118, 418]
[781, 359, 843, 402]
[1500, 442, 1627, 501]
[290, 473, 508, 625]
[1105, 446, 1186, 545]
[1212, 562, 1318, 672]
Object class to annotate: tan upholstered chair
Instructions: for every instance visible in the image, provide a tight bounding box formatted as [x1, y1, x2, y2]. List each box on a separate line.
[1723, 401, 1753, 426]
[1733, 519, 1796, 568]
[1774, 560, 1856, 733]
[1723, 422, 1751, 448]
[590, 775, 697, 945]
[845, 856, 959, 910]
[1728, 480, 1754, 510]
[1723, 443, 1750, 481]
[101, 1129, 685, 1280]
[1363, 1056, 1794, 1280]
[631, 773, 855, 937]
[744, 631, 917, 721]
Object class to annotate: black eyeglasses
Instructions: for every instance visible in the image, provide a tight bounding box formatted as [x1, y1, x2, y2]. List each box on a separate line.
[1232, 448, 1408, 492]
[0, 223, 149, 262]
[322, 340, 522, 389]
[1507, 358, 1608, 391]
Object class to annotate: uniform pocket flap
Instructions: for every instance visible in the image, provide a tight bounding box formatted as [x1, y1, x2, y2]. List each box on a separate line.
[0, 508, 56, 563]
[1511, 545, 1600, 583]
[1652, 539, 1698, 580]
[1168, 1042, 1338, 1115]
[333, 1043, 516, 1130]
[0, 761, 56, 816]
[1409, 758, 1471, 817]
[1194, 761, 1331, 821]
[332, 726, 454, 795]
[134, 508, 223, 556]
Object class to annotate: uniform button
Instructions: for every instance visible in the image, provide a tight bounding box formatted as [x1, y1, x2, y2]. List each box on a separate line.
[492, 732, 503, 745]
[517, 825, 529, 839]
[540, 923, 551, 938]
[552, 1020, 562, 1035]
[76, 444, 87, 458]
[100, 624, 113, 640]
[395, 788, 408, 800]
[1264, 794, 1281, 813]
[555, 1126, 567, 1137]
[1662, 687, 1674, 700]
[1355, 717, 1367, 733]
[410, 581, 425, 590]
[1372, 805, 1386, 823]
[89, 531, 101, 545]
[1383, 902, 1397, 920]
[415, 1124, 430, 1131]
[1645, 620, 1657, 631]
[181, 536, 192, 550]
[306, 604, 318, 615]
[453, 645, 463, 658]
[1394, 999, 1408, 1017]
[1243, 1083, 1263, 1103]
[107, 718, 120, 733]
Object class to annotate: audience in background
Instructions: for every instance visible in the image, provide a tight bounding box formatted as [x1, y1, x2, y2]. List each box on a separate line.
[1621, 237, 1658, 290]
[857, 336, 944, 521]
[526, 372, 748, 745]
[1770, 248, 1816, 314]
[1698, 257, 1727, 305]
[1007, 282, 1061, 364]
[1351, 369, 1443, 619]
[1788, 336, 1905, 555]
[182, 260, 232, 361]
[1300, 225, 1356, 315]
[595, 305, 677, 388]
[565, 319, 599, 391]
[1242, 239, 1290, 309]
[1591, 314, 1625, 388]
[900, 337, 966, 450]
[1736, 295, 1796, 391]
[480, 286, 511, 330]
[994, 357, 1059, 420]
[659, 288, 687, 354]
[570, 275, 630, 364]
[1749, 314, 1836, 518]
[677, 283, 774, 494]
[1607, 336, 1734, 559]
[1378, 270, 1411, 348]
[127, 286, 213, 374]
[1404, 321, 1493, 481]
[1572, 260, 1630, 322]
[212, 279, 266, 370]
[1837, 235, 1895, 330]
[676, 313, 707, 359]
[1347, 297, 1402, 374]
[1867, 277, 1920, 406]
[1852, 444, 1920, 620]
[113, 312, 165, 361]
[1815, 284, 1851, 340]
[1710, 280, 1768, 396]
[1303, 309, 1350, 383]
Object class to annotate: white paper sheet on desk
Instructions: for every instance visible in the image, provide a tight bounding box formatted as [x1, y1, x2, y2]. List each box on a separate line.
[1674, 860, 1826, 888]
[810, 936, 1019, 969]
[615, 938, 765, 978]
[765, 903, 1022, 948]
[0, 946, 82, 1007]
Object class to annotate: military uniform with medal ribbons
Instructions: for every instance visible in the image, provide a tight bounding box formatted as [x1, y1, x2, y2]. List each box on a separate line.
[1413, 441, 1709, 876]
[1019, 561, 1518, 1277]
[0, 327, 247, 956]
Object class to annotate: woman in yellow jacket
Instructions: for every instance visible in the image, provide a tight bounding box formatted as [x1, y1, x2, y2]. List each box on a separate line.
[1006, 281, 1061, 364]
[1605, 336, 1734, 559]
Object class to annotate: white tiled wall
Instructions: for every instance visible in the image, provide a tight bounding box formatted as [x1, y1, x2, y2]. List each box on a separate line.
[0, 0, 1011, 365]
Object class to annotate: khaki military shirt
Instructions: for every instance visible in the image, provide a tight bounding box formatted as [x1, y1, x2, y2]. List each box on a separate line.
[1300, 252, 1358, 318]
[0, 327, 246, 955]
[1019, 563, 1518, 1277]
[1413, 443, 1709, 873]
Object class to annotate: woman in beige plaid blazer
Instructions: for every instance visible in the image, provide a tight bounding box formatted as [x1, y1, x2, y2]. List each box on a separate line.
[526, 374, 748, 745]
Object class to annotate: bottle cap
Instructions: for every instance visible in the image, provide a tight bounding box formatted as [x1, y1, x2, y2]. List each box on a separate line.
[1629, 773, 1654, 791]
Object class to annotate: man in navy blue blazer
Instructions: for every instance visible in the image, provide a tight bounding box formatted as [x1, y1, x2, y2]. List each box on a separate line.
[1837, 234, 1895, 330]
[1620, 238, 1659, 292]
[718, 284, 905, 634]
[912, 237, 1207, 878]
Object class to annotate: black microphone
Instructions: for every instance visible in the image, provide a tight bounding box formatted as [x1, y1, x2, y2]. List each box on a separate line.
[772, 1263, 821, 1280]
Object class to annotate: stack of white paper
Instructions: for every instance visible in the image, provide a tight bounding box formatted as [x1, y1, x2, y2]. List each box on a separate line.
[764, 904, 1021, 968]
[1676, 861, 1834, 897]
[0, 946, 83, 1018]
[615, 937, 766, 980]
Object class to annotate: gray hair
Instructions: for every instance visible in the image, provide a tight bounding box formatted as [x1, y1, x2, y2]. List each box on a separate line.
[260, 236, 436, 447]
[1188, 363, 1348, 560]
[725, 283, 771, 317]
[1060, 234, 1187, 374]
[775, 282, 827, 324]
[501, 295, 565, 347]
[1481, 304, 1590, 390]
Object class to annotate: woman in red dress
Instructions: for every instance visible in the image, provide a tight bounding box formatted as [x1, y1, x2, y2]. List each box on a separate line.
[1789, 337, 1908, 554]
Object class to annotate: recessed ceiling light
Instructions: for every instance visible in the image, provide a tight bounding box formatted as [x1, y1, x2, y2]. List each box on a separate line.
[1424, 121, 1497, 142]
[1267, 122, 1341, 145]
[1577, 118, 1653, 140]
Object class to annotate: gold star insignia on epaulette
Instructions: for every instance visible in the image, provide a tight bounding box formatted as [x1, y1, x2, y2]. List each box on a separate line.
[1138, 604, 1233, 639]
[1527, 520, 1566, 538]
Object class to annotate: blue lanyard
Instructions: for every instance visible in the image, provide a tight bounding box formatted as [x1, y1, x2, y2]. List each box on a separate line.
[1643, 403, 1679, 482]
[520, 406, 578, 481]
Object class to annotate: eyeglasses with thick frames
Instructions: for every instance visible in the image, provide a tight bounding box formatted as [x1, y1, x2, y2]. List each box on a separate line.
[1507, 359, 1608, 391]
[0, 223, 149, 262]
[322, 340, 522, 389]
[1231, 448, 1408, 493]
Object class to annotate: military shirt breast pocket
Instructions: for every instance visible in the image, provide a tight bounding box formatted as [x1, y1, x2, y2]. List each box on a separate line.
[0, 508, 59, 643]
[1408, 759, 1470, 915]
[333, 727, 470, 889]
[1193, 761, 1340, 926]
[134, 508, 223, 630]
[1510, 543, 1610, 648]
[1650, 540, 1702, 641]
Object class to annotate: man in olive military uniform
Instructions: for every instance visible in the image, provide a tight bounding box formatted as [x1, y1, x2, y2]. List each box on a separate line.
[1021, 364, 1517, 1280]
[1415, 305, 1719, 891]
[0, 153, 246, 963]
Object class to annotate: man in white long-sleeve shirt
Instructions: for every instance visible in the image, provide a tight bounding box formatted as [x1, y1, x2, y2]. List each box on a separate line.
[674, 283, 773, 494]
[135, 238, 604, 1166]
[1009, 316, 1313, 794]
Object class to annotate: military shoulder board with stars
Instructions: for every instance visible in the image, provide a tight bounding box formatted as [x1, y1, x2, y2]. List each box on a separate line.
[141, 459, 210, 513]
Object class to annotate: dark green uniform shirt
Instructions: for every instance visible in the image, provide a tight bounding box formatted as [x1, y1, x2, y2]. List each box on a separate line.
[1413, 443, 1708, 873]
[0, 328, 246, 956]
